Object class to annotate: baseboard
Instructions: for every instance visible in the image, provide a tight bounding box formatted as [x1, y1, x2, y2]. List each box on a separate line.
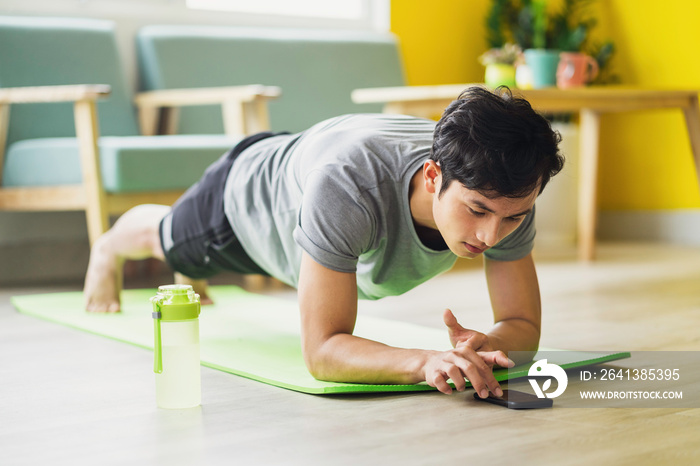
[598, 209, 700, 246]
[0, 211, 89, 285]
[0, 239, 90, 286]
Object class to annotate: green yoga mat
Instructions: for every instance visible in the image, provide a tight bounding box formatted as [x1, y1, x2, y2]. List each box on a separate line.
[12, 286, 630, 394]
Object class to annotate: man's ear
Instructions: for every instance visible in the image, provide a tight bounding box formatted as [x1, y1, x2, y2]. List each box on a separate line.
[423, 160, 441, 195]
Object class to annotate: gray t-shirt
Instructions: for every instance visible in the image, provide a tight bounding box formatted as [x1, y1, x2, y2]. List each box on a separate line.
[224, 114, 535, 300]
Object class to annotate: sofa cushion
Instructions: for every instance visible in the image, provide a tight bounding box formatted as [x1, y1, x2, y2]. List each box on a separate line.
[3, 135, 241, 192]
[138, 26, 405, 133]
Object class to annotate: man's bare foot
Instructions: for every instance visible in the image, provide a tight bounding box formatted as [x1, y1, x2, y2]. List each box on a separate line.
[175, 273, 214, 305]
[84, 235, 122, 313]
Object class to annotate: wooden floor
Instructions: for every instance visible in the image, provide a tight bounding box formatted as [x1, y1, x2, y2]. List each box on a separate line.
[1, 242, 698, 465]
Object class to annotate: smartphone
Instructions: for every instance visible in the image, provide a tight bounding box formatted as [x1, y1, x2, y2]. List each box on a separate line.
[473, 389, 553, 409]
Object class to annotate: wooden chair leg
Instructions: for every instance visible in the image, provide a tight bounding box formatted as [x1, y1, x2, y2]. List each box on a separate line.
[267, 276, 287, 289]
[244, 274, 267, 291]
[0, 104, 9, 184]
[222, 96, 273, 136]
[138, 104, 159, 137]
[222, 100, 246, 135]
[174, 272, 213, 304]
[74, 99, 108, 246]
[242, 98, 272, 134]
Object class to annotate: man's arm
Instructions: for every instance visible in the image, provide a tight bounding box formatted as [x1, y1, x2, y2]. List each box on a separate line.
[483, 253, 541, 362]
[297, 251, 512, 396]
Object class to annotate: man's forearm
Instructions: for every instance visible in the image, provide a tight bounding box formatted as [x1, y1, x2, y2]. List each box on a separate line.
[305, 332, 431, 385]
[484, 254, 542, 365]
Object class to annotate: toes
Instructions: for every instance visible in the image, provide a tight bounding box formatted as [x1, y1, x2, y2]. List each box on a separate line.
[86, 300, 121, 313]
[107, 301, 121, 313]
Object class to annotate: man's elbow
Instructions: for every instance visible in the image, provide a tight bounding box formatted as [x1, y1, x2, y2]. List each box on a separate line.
[510, 333, 540, 366]
[302, 350, 324, 380]
[301, 339, 338, 382]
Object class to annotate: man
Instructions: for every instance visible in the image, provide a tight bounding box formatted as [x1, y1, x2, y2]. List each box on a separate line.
[84, 86, 563, 397]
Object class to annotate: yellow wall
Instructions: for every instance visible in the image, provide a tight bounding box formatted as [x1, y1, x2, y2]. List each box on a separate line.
[390, 0, 487, 85]
[391, 0, 700, 210]
[596, 0, 700, 209]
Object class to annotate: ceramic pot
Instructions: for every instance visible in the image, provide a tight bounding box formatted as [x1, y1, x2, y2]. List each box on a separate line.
[484, 63, 516, 89]
[515, 64, 534, 90]
[557, 52, 599, 88]
[524, 49, 560, 88]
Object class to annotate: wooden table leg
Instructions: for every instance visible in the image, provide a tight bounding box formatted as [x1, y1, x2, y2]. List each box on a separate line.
[578, 109, 601, 261]
[682, 95, 700, 185]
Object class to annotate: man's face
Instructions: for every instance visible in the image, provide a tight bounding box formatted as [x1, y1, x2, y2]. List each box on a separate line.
[430, 167, 538, 259]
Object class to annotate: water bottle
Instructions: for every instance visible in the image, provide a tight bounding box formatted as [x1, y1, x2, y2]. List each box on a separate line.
[150, 284, 201, 409]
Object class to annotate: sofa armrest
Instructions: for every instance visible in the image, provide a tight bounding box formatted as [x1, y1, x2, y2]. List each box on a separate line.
[134, 84, 280, 106]
[134, 85, 281, 136]
[0, 84, 111, 180]
[0, 84, 111, 104]
[0, 84, 110, 240]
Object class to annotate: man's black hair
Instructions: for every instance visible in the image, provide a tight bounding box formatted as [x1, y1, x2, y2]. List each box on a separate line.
[430, 86, 564, 199]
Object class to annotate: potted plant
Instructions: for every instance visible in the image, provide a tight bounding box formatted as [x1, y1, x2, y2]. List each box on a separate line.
[484, 0, 615, 89]
[478, 42, 522, 89]
[522, 0, 560, 88]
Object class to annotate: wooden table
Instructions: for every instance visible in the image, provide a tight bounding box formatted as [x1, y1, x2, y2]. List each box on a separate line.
[352, 85, 700, 260]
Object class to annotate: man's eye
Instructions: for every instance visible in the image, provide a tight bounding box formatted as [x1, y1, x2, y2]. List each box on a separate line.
[469, 208, 485, 217]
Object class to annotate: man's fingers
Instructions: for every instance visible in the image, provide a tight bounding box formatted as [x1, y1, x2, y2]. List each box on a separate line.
[447, 348, 502, 398]
[427, 371, 453, 394]
[442, 308, 462, 330]
[472, 350, 509, 396]
[479, 350, 515, 368]
[459, 357, 500, 398]
[445, 365, 467, 392]
[425, 347, 510, 396]
[463, 333, 491, 351]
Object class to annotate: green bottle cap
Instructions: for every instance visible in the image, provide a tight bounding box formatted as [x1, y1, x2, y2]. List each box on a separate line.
[150, 284, 201, 374]
[150, 284, 201, 321]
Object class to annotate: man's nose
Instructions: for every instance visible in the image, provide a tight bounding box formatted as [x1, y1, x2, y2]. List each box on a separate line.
[476, 219, 500, 247]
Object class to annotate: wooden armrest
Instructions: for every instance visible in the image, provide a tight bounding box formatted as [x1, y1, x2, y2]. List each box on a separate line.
[134, 85, 281, 108]
[0, 84, 111, 104]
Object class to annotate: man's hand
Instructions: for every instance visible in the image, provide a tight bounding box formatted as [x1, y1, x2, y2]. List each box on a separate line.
[439, 308, 516, 396]
[422, 345, 513, 396]
[443, 308, 493, 352]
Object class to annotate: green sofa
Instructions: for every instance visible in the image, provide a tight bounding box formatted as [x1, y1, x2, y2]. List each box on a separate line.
[136, 25, 406, 134]
[0, 16, 277, 244]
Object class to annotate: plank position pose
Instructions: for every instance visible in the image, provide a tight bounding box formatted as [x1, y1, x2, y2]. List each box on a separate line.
[84, 87, 563, 397]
